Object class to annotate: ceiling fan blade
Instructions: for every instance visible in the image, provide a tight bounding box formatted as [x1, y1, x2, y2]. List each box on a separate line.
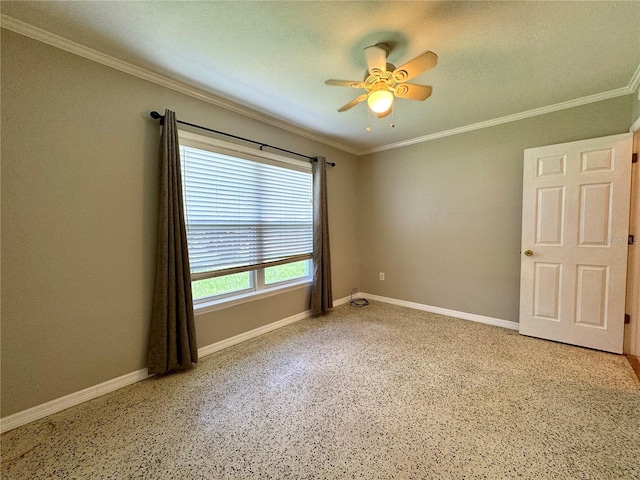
[338, 93, 369, 112]
[393, 51, 438, 82]
[325, 79, 365, 88]
[394, 83, 433, 101]
[364, 44, 388, 74]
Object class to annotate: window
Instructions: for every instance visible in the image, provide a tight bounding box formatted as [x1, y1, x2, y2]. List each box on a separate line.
[179, 131, 313, 307]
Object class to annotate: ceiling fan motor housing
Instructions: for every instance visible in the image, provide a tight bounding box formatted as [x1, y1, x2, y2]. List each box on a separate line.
[364, 65, 397, 93]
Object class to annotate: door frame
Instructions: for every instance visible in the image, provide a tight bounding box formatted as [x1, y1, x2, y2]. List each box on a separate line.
[625, 126, 640, 356]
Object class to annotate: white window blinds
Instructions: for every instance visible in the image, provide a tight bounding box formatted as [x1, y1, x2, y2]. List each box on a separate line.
[179, 144, 313, 280]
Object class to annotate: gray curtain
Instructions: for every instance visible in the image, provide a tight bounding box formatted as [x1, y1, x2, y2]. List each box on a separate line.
[311, 157, 333, 315]
[147, 109, 198, 375]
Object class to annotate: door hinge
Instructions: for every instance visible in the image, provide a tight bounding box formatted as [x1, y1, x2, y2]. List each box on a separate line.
[633, 153, 638, 164]
[630, 234, 635, 245]
[625, 314, 630, 324]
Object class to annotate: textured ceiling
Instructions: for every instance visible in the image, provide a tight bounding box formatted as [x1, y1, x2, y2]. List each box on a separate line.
[2, 1, 639, 153]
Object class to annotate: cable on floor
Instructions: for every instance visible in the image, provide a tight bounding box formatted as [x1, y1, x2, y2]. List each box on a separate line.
[349, 287, 369, 307]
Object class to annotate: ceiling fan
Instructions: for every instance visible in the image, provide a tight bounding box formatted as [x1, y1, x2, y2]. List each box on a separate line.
[325, 43, 437, 118]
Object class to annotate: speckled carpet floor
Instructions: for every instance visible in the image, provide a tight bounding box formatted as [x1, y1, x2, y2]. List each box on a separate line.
[2, 301, 640, 479]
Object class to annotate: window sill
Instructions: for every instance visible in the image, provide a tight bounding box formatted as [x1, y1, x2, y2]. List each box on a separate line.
[193, 278, 312, 316]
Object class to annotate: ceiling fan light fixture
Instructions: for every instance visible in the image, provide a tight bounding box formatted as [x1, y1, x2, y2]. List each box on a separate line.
[326, 46, 437, 116]
[367, 89, 394, 113]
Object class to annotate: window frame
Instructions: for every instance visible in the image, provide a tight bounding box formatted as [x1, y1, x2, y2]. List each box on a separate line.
[178, 130, 313, 313]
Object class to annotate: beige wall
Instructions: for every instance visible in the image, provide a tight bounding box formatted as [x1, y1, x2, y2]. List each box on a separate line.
[1, 30, 360, 416]
[358, 95, 634, 322]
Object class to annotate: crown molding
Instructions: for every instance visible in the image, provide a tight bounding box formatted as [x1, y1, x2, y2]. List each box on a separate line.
[2, 14, 638, 157]
[358, 86, 634, 155]
[629, 63, 640, 94]
[0, 15, 359, 156]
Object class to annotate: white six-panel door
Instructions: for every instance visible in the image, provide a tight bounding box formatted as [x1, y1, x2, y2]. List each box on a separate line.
[520, 133, 633, 353]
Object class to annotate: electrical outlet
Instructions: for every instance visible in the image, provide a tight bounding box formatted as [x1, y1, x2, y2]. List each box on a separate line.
[379, 272, 385, 281]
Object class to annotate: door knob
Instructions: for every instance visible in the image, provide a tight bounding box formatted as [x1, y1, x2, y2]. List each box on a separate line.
[524, 250, 533, 257]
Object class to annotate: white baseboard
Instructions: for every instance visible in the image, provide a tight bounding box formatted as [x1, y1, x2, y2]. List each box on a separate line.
[332, 294, 352, 307]
[197, 309, 313, 357]
[0, 368, 151, 434]
[358, 292, 519, 331]
[198, 294, 352, 357]
[0, 294, 352, 434]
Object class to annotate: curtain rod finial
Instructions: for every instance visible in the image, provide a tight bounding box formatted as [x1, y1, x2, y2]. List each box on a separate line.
[150, 111, 163, 120]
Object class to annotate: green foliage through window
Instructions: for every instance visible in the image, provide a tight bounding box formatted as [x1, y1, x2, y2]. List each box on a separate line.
[265, 260, 309, 285]
[191, 260, 311, 302]
[192, 272, 251, 300]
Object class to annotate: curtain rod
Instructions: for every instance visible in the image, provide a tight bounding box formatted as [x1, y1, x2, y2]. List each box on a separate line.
[149, 111, 335, 167]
